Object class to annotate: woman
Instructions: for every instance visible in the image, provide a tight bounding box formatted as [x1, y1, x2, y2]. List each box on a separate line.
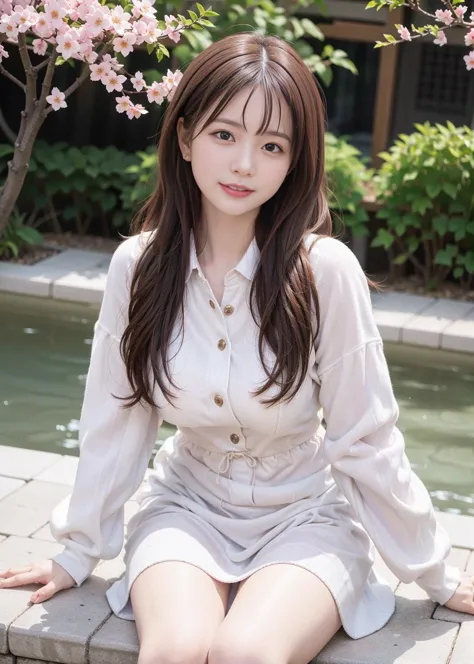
[1, 32, 473, 664]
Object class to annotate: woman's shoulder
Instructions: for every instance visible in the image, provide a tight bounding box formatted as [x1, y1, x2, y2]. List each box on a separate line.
[109, 230, 155, 272]
[106, 230, 156, 296]
[304, 233, 363, 285]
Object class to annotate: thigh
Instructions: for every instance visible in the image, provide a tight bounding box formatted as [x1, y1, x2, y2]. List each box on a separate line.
[131, 561, 230, 664]
[209, 564, 341, 664]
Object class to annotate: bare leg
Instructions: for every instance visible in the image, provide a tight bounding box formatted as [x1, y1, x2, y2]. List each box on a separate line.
[131, 561, 230, 664]
[208, 564, 341, 664]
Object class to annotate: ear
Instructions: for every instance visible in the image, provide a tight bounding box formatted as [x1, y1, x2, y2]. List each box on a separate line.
[177, 117, 191, 161]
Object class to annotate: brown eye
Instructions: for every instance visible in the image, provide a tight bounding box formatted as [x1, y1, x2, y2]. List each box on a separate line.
[264, 143, 282, 153]
[215, 131, 233, 141]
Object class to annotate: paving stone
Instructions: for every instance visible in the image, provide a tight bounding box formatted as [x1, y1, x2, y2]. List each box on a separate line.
[31, 524, 55, 543]
[401, 300, 474, 348]
[371, 292, 436, 342]
[17, 659, 58, 664]
[0, 446, 61, 481]
[35, 457, 79, 487]
[436, 512, 474, 550]
[447, 547, 471, 571]
[0, 481, 71, 537]
[36, 250, 111, 272]
[449, 621, 474, 664]
[9, 575, 112, 664]
[395, 581, 435, 619]
[442, 307, 474, 354]
[0, 263, 53, 298]
[89, 614, 139, 664]
[52, 268, 107, 305]
[315, 597, 458, 664]
[0, 655, 15, 663]
[0, 477, 24, 501]
[0, 537, 62, 654]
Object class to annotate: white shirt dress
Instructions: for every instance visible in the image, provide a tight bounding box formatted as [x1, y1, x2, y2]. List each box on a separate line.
[49, 231, 460, 640]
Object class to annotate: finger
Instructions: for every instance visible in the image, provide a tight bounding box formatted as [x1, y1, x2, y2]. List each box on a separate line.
[0, 571, 43, 588]
[30, 580, 59, 604]
[0, 566, 33, 578]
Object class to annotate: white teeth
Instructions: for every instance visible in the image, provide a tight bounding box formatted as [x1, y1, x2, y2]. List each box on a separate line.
[227, 185, 248, 191]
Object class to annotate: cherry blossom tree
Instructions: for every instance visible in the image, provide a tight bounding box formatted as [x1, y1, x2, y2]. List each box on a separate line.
[366, 0, 474, 72]
[0, 0, 217, 234]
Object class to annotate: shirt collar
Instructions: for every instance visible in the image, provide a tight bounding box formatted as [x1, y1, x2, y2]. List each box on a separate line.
[186, 231, 260, 283]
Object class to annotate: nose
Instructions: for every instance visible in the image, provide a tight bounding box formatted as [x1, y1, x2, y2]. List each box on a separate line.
[230, 145, 256, 177]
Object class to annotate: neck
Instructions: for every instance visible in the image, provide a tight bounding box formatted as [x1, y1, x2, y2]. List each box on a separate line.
[195, 213, 256, 273]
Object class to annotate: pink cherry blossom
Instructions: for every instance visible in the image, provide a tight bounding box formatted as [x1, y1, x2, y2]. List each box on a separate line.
[0, 13, 19, 40]
[162, 69, 183, 91]
[433, 30, 447, 46]
[44, 1, 67, 30]
[32, 38, 48, 55]
[46, 86, 67, 111]
[470, 12, 474, 22]
[113, 31, 136, 56]
[85, 9, 111, 38]
[464, 50, 474, 70]
[126, 103, 148, 119]
[56, 29, 81, 59]
[15, 5, 36, 32]
[147, 81, 164, 104]
[131, 71, 145, 91]
[110, 5, 131, 36]
[465, 28, 474, 47]
[104, 71, 126, 93]
[0, 43, 9, 62]
[89, 61, 112, 82]
[397, 25, 411, 41]
[454, 5, 467, 19]
[33, 14, 53, 38]
[116, 95, 132, 114]
[435, 9, 453, 25]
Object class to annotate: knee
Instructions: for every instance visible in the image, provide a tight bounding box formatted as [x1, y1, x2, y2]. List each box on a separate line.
[138, 640, 209, 664]
[208, 635, 278, 664]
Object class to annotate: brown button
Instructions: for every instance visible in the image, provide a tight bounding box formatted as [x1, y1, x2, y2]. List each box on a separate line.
[209, 300, 216, 309]
[214, 395, 224, 407]
[230, 433, 240, 444]
[217, 339, 227, 351]
[223, 305, 234, 316]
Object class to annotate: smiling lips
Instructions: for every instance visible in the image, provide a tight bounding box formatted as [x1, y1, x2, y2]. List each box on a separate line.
[219, 183, 254, 197]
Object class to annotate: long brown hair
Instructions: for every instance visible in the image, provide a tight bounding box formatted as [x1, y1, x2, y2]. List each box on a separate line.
[121, 32, 332, 410]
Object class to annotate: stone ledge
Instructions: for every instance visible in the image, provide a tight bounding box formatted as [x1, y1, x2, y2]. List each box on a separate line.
[1, 249, 474, 353]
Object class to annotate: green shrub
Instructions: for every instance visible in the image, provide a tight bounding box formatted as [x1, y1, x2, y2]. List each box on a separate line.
[374, 122, 474, 289]
[1, 141, 157, 236]
[324, 133, 370, 237]
[0, 209, 43, 260]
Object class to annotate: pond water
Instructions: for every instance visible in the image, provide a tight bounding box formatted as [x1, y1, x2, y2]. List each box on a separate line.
[1, 292, 474, 516]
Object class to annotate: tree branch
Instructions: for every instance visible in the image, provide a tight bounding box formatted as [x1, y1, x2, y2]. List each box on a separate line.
[0, 64, 26, 91]
[18, 33, 37, 115]
[44, 44, 110, 116]
[33, 58, 50, 73]
[0, 106, 16, 144]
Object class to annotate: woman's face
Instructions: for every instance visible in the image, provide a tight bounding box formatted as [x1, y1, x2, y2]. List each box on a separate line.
[178, 86, 293, 220]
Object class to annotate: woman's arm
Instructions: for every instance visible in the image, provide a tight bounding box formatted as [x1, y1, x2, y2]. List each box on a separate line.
[309, 236, 461, 604]
[50, 236, 161, 586]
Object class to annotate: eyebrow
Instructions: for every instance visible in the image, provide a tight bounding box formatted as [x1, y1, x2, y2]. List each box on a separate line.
[213, 117, 292, 143]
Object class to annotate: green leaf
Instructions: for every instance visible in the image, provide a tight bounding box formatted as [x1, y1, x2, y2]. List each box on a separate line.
[426, 182, 441, 198]
[443, 182, 458, 199]
[299, 18, 324, 40]
[0, 145, 14, 158]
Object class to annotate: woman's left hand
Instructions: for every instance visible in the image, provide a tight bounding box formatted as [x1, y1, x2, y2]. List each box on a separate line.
[443, 575, 474, 614]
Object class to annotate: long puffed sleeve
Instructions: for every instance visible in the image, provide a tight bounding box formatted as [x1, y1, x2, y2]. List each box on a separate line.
[309, 235, 461, 605]
[50, 234, 161, 586]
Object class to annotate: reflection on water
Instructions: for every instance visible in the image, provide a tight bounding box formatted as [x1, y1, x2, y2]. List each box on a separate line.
[1, 292, 473, 515]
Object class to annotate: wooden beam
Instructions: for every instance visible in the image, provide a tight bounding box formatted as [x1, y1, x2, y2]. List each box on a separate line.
[318, 21, 387, 42]
[371, 8, 403, 164]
